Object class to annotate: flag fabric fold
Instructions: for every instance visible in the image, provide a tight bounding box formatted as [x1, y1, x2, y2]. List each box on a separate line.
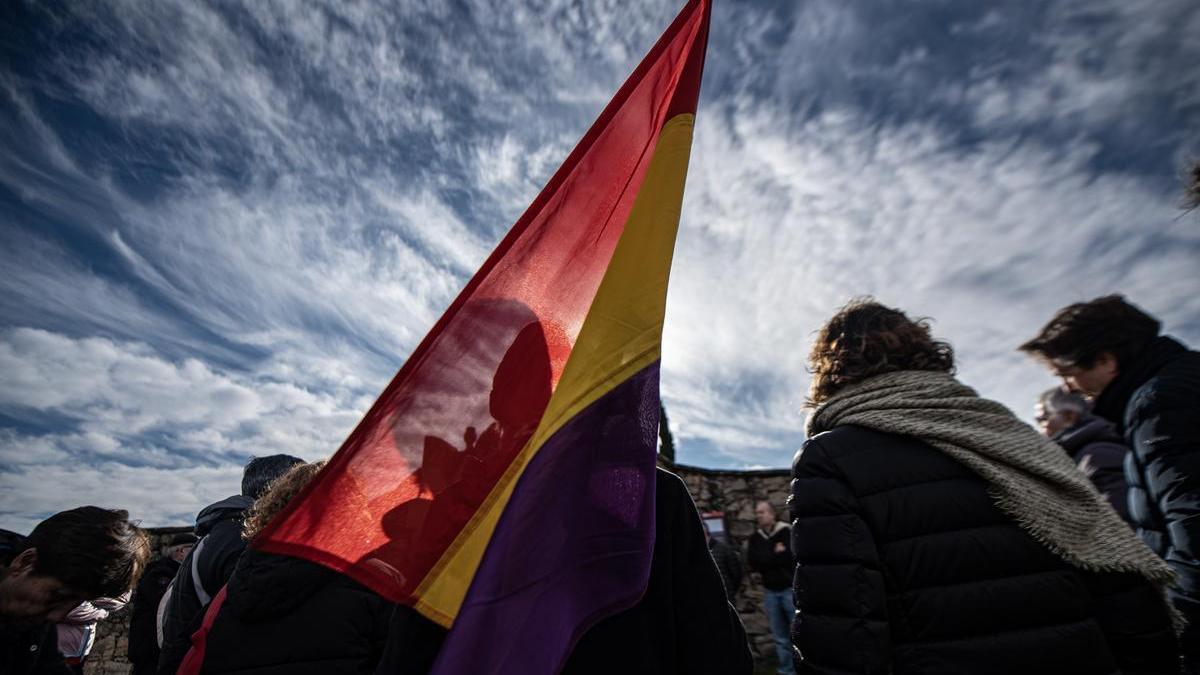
[255, 1, 711, 670]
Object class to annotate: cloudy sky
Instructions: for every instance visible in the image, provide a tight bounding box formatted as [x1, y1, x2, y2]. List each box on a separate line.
[2, 0, 1198, 532]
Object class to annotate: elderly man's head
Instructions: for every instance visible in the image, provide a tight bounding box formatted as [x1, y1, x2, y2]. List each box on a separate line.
[1034, 387, 1090, 438]
[165, 533, 197, 563]
[754, 501, 778, 530]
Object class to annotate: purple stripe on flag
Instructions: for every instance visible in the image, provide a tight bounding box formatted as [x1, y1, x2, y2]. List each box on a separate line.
[430, 362, 661, 674]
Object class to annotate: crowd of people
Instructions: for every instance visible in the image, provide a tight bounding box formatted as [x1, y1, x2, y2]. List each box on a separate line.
[1, 170, 1198, 673]
[2, 292, 1196, 675]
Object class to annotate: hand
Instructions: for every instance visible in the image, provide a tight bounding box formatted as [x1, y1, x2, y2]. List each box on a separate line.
[774, 541, 786, 554]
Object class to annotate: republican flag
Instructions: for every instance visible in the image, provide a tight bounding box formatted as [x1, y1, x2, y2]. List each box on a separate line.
[255, 0, 711, 670]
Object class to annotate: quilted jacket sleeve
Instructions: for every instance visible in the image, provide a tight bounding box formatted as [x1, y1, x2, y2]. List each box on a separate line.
[1128, 383, 1200, 669]
[790, 437, 891, 675]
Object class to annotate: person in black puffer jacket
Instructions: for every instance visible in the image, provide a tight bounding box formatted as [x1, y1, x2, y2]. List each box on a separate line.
[158, 454, 303, 675]
[1022, 295, 1200, 672]
[791, 299, 1179, 675]
[1034, 386, 1132, 524]
[179, 461, 394, 675]
[128, 534, 194, 674]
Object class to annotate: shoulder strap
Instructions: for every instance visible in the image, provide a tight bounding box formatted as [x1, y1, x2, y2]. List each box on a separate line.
[155, 578, 174, 647]
[190, 536, 212, 605]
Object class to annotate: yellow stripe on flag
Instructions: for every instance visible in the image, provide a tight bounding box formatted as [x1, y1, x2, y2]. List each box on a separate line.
[414, 113, 696, 625]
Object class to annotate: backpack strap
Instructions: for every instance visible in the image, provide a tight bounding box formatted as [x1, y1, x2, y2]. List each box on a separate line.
[155, 578, 174, 648]
[190, 536, 212, 605]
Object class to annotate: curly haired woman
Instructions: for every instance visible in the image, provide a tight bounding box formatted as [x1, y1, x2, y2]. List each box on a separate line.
[789, 299, 1180, 675]
[178, 461, 395, 675]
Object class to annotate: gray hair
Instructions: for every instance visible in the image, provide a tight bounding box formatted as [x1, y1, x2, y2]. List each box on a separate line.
[1039, 386, 1089, 416]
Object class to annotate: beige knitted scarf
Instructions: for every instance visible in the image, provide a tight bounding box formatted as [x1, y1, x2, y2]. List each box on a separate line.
[806, 369, 1175, 588]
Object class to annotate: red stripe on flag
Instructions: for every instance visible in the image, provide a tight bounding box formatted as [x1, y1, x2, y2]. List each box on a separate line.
[254, 0, 710, 608]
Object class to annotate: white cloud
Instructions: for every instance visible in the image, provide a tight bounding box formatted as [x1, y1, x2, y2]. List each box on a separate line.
[663, 104, 1200, 466]
[0, 328, 368, 531]
[0, 459, 244, 535]
[0, 328, 262, 430]
[964, 0, 1200, 137]
[1, 0, 1198, 536]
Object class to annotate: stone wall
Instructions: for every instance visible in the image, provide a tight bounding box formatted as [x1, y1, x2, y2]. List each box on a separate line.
[664, 459, 792, 663]
[86, 463, 793, 672]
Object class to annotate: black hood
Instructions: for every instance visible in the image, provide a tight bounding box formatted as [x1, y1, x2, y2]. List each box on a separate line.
[194, 495, 253, 537]
[1053, 416, 1123, 453]
[223, 549, 335, 621]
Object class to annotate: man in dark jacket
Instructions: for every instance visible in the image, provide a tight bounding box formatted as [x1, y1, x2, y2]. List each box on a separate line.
[704, 521, 743, 602]
[157, 454, 302, 674]
[1034, 386, 1132, 523]
[1023, 294, 1200, 672]
[1, 508, 149, 675]
[128, 533, 195, 674]
[747, 500, 794, 675]
[375, 469, 753, 674]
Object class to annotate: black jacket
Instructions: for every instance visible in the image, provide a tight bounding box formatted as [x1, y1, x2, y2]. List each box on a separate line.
[128, 556, 180, 669]
[1094, 335, 1200, 668]
[0, 530, 70, 675]
[376, 469, 753, 674]
[747, 522, 793, 591]
[1054, 416, 1132, 523]
[790, 424, 1178, 675]
[0, 621, 70, 675]
[158, 496, 252, 675]
[195, 549, 394, 674]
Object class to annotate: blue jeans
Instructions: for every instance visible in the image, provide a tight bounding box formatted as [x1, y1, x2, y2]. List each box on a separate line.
[763, 587, 796, 674]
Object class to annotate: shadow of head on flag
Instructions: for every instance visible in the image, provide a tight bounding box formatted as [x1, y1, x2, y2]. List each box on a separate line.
[253, 0, 711, 671]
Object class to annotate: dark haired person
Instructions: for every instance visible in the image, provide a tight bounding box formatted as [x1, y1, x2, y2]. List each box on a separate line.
[158, 454, 303, 674]
[128, 533, 195, 675]
[1, 507, 150, 675]
[1034, 387, 1132, 523]
[1022, 294, 1200, 670]
[790, 299, 1179, 674]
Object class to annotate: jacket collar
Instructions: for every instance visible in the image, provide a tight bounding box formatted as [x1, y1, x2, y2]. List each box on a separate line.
[1093, 336, 1188, 431]
[757, 521, 788, 539]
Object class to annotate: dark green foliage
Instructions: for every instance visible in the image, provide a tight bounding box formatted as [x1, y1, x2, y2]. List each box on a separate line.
[658, 402, 676, 463]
